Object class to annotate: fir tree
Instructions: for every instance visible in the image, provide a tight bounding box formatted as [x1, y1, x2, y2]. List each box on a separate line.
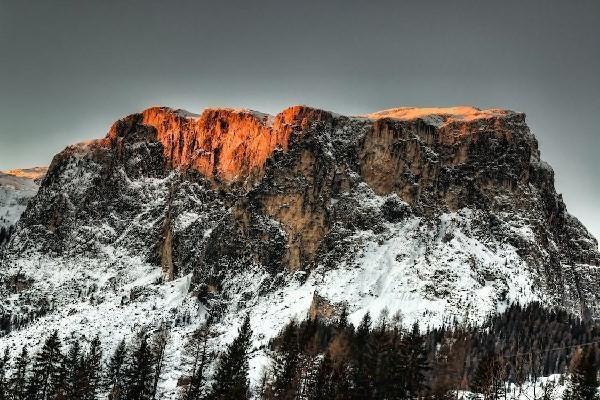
[0, 348, 9, 400]
[378, 324, 406, 400]
[429, 330, 466, 399]
[150, 326, 169, 399]
[106, 340, 127, 400]
[123, 335, 156, 400]
[470, 351, 504, 400]
[10, 346, 29, 400]
[207, 314, 253, 400]
[351, 312, 373, 399]
[269, 321, 300, 399]
[64, 340, 83, 400]
[369, 313, 393, 400]
[337, 308, 349, 331]
[564, 346, 599, 400]
[81, 335, 102, 400]
[27, 330, 64, 400]
[307, 352, 335, 400]
[182, 322, 212, 400]
[402, 323, 429, 398]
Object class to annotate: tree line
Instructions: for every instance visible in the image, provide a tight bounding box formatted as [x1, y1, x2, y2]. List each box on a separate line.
[254, 303, 600, 399]
[1, 303, 600, 399]
[0, 315, 254, 400]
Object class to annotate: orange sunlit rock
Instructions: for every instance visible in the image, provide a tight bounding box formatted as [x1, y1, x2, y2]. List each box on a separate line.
[106, 104, 521, 185]
[118, 105, 335, 183]
[365, 106, 512, 126]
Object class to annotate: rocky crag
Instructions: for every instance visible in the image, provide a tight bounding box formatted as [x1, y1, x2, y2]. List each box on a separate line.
[0, 105, 598, 395]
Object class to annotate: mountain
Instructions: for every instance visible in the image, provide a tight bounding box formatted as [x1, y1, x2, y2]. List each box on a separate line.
[0, 105, 598, 396]
[1, 167, 48, 182]
[0, 167, 46, 231]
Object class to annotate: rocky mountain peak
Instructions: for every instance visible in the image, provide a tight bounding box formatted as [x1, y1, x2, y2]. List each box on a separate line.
[0, 106, 600, 396]
[100, 105, 529, 185]
[0, 166, 48, 182]
[31, 104, 598, 274]
[2, 104, 599, 397]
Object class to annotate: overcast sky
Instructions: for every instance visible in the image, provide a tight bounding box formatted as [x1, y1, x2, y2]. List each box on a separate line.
[0, 0, 598, 240]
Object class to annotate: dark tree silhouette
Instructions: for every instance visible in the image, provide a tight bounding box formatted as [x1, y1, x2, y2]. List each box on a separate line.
[123, 335, 156, 400]
[564, 346, 599, 400]
[182, 321, 213, 400]
[27, 330, 64, 400]
[10, 346, 29, 400]
[106, 339, 127, 400]
[207, 314, 253, 400]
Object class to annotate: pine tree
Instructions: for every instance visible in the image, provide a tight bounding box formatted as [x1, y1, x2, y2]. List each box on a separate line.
[402, 323, 429, 398]
[351, 312, 373, 399]
[27, 330, 64, 400]
[207, 314, 253, 400]
[150, 326, 169, 399]
[470, 351, 504, 400]
[10, 346, 29, 400]
[106, 340, 127, 400]
[64, 340, 83, 400]
[0, 348, 9, 400]
[307, 352, 335, 400]
[377, 324, 405, 400]
[429, 330, 466, 400]
[564, 346, 599, 400]
[269, 321, 300, 399]
[369, 313, 393, 400]
[81, 335, 102, 400]
[123, 335, 155, 400]
[337, 308, 348, 331]
[182, 322, 212, 400]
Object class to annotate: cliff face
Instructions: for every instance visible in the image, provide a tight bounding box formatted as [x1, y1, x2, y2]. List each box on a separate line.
[1, 104, 599, 395]
[102, 106, 335, 185]
[11, 105, 599, 297]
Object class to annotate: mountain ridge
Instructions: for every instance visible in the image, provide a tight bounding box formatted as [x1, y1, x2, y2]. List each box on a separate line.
[0, 167, 46, 231]
[1, 104, 599, 396]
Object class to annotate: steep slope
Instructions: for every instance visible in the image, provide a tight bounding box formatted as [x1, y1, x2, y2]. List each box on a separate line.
[0, 105, 598, 396]
[0, 167, 46, 231]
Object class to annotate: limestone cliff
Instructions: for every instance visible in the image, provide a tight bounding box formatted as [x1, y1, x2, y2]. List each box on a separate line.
[3, 104, 600, 336]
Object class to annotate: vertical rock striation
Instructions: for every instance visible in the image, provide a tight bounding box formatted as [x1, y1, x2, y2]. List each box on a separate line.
[4, 104, 599, 321]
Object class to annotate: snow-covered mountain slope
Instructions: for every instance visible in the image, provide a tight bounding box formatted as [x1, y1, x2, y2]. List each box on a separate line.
[0, 167, 46, 230]
[0, 105, 598, 396]
[2, 167, 47, 182]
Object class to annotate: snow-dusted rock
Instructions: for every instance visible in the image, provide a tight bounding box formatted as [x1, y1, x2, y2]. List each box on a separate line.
[0, 167, 46, 230]
[0, 105, 598, 396]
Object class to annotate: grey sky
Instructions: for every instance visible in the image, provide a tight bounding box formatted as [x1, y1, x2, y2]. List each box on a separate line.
[0, 0, 598, 241]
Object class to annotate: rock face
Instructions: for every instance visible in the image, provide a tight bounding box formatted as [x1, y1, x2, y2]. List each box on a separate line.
[14, 105, 598, 279]
[1, 104, 599, 395]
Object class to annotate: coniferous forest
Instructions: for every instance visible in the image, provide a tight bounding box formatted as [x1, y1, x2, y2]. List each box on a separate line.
[0, 303, 599, 399]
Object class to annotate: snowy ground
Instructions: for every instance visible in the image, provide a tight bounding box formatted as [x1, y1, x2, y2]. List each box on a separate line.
[459, 375, 567, 399]
[0, 171, 41, 229]
[0, 161, 549, 399]
[0, 202, 547, 398]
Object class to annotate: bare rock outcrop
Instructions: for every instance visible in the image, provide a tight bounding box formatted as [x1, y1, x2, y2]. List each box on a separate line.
[5, 104, 600, 318]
